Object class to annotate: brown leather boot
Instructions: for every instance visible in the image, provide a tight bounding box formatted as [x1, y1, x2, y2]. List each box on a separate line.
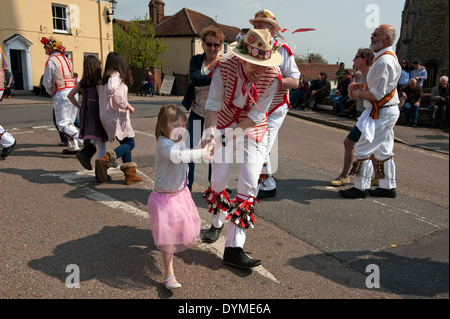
[95, 150, 117, 183]
[120, 162, 143, 185]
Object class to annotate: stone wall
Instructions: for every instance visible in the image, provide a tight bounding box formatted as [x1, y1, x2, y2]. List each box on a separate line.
[396, 0, 449, 88]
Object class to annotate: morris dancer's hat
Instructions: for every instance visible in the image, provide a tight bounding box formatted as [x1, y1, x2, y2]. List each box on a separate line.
[41, 37, 66, 53]
[249, 9, 281, 32]
[230, 28, 283, 67]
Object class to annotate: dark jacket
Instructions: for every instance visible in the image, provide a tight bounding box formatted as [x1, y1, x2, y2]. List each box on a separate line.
[182, 53, 212, 110]
[313, 78, 331, 97]
[401, 84, 423, 104]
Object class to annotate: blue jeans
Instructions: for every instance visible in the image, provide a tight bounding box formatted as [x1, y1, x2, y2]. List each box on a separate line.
[114, 137, 135, 163]
[403, 102, 420, 124]
[187, 111, 211, 190]
[330, 94, 344, 112]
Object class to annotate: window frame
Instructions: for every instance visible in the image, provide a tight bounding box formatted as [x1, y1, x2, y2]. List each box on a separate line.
[52, 3, 71, 34]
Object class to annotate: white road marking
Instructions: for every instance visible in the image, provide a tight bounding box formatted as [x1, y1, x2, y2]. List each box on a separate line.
[41, 169, 281, 284]
[372, 200, 444, 228]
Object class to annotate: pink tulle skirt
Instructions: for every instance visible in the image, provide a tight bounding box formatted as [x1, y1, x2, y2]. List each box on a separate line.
[147, 187, 201, 253]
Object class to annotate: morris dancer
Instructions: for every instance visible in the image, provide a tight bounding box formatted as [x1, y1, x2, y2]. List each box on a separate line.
[340, 25, 401, 199]
[250, 9, 300, 199]
[202, 29, 283, 269]
[42, 37, 81, 154]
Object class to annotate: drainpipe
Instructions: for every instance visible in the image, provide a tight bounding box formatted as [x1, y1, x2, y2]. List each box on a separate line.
[98, 1, 104, 63]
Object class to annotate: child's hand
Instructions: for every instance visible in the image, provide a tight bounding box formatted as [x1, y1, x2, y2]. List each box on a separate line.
[128, 104, 135, 114]
[202, 139, 215, 160]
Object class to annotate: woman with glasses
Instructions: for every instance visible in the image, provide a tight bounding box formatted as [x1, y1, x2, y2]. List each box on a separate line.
[183, 26, 225, 191]
[398, 58, 410, 90]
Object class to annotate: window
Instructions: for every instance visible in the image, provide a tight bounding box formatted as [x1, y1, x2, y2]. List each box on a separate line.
[84, 53, 98, 59]
[52, 4, 70, 34]
[65, 51, 74, 70]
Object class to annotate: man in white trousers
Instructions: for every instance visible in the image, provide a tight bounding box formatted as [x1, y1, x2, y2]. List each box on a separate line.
[42, 36, 81, 154]
[250, 9, 300, 200]
[339, 24, 401, 199]
[202, 29, 282, 269]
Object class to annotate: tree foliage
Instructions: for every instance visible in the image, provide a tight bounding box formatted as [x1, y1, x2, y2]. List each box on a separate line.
[113, 14, 168, 72]
[294, 53, 328, 64]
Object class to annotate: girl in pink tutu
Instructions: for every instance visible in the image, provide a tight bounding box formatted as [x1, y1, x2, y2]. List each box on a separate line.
[148, 104, 213, 289]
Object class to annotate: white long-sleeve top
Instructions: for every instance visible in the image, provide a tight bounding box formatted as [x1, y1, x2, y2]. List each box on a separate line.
[154, 136, 206, 192]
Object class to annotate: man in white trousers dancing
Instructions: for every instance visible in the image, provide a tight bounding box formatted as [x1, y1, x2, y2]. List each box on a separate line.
[42, 36, 81, 154]
[339, 24, 401, 199]
[202, 29, 282, 269]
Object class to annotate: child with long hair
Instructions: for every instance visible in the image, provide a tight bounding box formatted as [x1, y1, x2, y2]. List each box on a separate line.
[68, 55, 108, 179]
[95, 52, 143, 185]
[148, 104, 213, 289]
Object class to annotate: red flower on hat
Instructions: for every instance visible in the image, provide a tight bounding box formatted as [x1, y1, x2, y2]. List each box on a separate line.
[41, 37, 50, 45]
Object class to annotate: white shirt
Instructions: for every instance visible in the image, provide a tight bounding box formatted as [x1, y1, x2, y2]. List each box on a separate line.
[205, 65, 280, 125]
[279, 45, 300, 80]
[363, 46, 401, 109]
[357, 46, 401, 142]
[154, 136, 205, 192]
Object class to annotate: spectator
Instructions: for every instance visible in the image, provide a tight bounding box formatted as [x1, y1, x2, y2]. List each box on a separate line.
[330, 69, 352, 113]
[301, 72, 331, 111]
[73, 72, 79, 85]
[336, 62, 345, 87]
[291, 74, 309, 108]
[400, 78, 423, 127]
[145, 70, 154, 97]
[410, 59, 427, 87]
[430, 75, 449, 129]
[398, 58, 410, 89]
[3, 68, 13, 99]
[182, 26, 224, 191]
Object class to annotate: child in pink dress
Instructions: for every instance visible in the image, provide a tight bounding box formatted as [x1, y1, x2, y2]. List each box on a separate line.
[148, 104, 213, 289]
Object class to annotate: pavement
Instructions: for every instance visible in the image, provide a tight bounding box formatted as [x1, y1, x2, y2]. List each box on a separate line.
[2, 93, 448, 155]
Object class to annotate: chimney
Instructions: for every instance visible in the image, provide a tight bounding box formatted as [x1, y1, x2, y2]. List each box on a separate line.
[308, 53, 315, 64]
[149, 0, 165, 24]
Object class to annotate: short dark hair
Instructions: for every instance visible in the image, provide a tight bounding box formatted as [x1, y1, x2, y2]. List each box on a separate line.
[357, 48, 374, 66]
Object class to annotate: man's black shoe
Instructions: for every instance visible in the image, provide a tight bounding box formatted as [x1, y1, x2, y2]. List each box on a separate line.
[223, 247, 261, 269]
[201, 224, 223, 243]
[368, 187, 397, 198]
[256, 188, 276, 200]
[1, 140, 16, 158]
[62, 149, 77, 155]
[339, 187, 368, 199]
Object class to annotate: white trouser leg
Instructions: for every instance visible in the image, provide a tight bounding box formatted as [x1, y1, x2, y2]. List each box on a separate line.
[355, 106, 399, 190]
[210, 136, 232, 229]
[378, 157, 397, 189]
[53, 90, 82, 148]
[0, 125, 15, 148]
[354, 159, 373, 190]
[259, 105, 287, 191]
[225, 223, 247, 248]
[212, 210, 228, 229]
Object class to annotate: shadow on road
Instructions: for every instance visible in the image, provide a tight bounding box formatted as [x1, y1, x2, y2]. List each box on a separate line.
[288, 248, 449, 298]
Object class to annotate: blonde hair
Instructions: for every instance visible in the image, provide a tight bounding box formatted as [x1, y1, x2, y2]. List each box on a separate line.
[155, 104, 188, 140]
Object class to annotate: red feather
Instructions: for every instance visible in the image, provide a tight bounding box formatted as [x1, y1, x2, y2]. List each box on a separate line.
[292, 28, 316, 33]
